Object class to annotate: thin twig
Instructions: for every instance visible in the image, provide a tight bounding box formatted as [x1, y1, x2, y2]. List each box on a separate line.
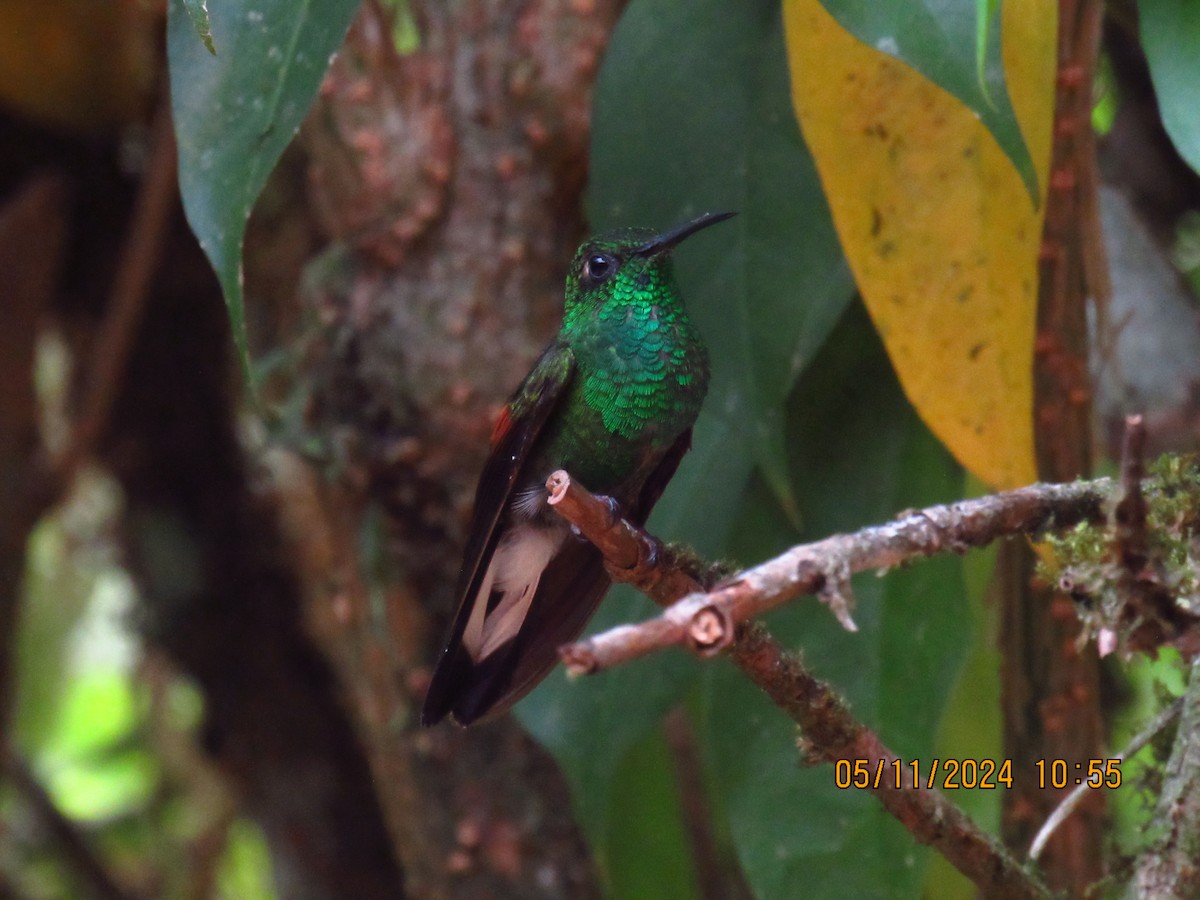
[1111, 414, 1189, 650]
[730, 625, 1048, 900]
[547, 471, 1053, 900]
[1113, 413, 1157, 642]
[1029, 696, 1183, 862]
[663, 708, 753, 900]
[547, 469, 704, 607]
[562, 477, 1110, 672]
[1113, 414, 1150, 578]
[54, 85, 178, 486]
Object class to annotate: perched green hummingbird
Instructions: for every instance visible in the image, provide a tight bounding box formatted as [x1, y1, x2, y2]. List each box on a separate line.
[421, 210, 734, 726]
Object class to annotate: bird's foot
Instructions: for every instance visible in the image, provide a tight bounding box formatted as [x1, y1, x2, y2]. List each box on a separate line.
[633, 533, 667, 587]
[604, 527, 665, 592]
[569, 493, 624, 541]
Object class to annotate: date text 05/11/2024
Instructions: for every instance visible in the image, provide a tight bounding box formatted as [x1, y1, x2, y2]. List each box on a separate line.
[833, 758, 1123, 791]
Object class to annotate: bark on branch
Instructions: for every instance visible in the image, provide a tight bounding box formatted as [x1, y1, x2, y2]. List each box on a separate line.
[546, 470, 1055, 900]
[558, 476, 1110, 672]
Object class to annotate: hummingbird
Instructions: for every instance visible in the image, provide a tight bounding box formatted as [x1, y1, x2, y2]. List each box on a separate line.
[421, 210, 734, 726]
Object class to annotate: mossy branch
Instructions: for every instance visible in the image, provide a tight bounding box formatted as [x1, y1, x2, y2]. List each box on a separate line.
[546, 437, 1200, 897]
[559, 478, 1111, 671]
[545, 469, 1054, 900]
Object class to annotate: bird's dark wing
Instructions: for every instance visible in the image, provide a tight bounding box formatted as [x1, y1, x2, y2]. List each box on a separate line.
[421, 342, 575, 726]
[445, 427, 697, 725]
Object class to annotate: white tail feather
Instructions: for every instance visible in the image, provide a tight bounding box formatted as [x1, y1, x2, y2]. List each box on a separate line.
[462, 525, 563, 661]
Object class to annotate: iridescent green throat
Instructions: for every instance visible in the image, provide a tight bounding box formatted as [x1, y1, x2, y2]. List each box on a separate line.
[542, 234, 710, 490]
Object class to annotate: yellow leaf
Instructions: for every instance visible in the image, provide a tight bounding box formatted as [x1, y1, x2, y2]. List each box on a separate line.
[783, 0, 1055, 489]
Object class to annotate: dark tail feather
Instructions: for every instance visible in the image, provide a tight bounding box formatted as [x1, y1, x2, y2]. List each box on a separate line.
[420, 642, 471, 726]
[422, 431, 692, 726]
[421, 624, 532, 726]
[445, 642, 525, 725]
[421, 539, 609, 725]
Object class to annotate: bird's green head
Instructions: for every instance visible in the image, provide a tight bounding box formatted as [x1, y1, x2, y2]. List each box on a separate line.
[562, 211, 735, 327]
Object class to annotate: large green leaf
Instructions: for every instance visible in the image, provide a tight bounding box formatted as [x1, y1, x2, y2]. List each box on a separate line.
[604, 728, 702, 900]
[517, 0, 856, 877]
[815, 0, 1040, 199]
[1139, 0, 1200, 177]
[924, 535, 1001, 898]
[167, 0, 360, 378]
[586, 0, 855, 528]
[518, 588, 699, 846]
[701, 303, 968, 899]
[523, 687, 703, 896]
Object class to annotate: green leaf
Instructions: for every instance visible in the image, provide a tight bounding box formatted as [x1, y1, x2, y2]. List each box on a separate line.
[519, 0, 856, 888]
[604, 728, 702, 900]
[378, 0, 421, 54]
[517, 0, 856, 866]
[1139, 0, 1200, 176]
[975, 0, 1001, 102]
[167, 0, 360, 381]
[816, 0, 1040, 200]
[701, 303, 968, 899]
[925, 523, 1001, 898]
[182, 0, 216, 55]
[15, 472, 130, 754]
[517, 588, 699, 851]
[586, 0, 855, 530]
[41, 669, 157, 821]
[219, 819, 278, 900]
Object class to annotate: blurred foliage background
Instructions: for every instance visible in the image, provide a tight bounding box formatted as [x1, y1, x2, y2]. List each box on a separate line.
[1, 0, 1200, 898]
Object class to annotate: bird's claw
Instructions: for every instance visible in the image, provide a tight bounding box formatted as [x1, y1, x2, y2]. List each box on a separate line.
[597, 494, 623, 527]
[618, 533, 664, 587]
[637, 534, 663, 572]
[570, 494, 625, 543]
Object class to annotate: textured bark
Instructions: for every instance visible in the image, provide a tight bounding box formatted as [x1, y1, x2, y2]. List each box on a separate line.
[0, 106, 408, 894]
[1001, 1, 1107, 892]
[540, 472, 1054, 899]
[100, 190, 407, 899]
[250, 0, 624, 894]
[0, 0, 625, 891]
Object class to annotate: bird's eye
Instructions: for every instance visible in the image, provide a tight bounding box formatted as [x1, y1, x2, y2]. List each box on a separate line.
[585, 254, 613, 282]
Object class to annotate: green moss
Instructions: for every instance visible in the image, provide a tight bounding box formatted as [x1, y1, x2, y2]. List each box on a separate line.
[1039, 455, 1200, 639]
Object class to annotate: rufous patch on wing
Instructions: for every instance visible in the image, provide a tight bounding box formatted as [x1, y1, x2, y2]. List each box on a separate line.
[491, 406, 514, 448]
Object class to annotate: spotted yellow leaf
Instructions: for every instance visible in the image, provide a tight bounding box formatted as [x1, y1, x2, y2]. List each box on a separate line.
[783, 0, 1055, 489]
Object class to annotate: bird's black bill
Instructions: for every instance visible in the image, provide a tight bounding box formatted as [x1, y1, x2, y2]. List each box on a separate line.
[633, 210, 737, 258]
